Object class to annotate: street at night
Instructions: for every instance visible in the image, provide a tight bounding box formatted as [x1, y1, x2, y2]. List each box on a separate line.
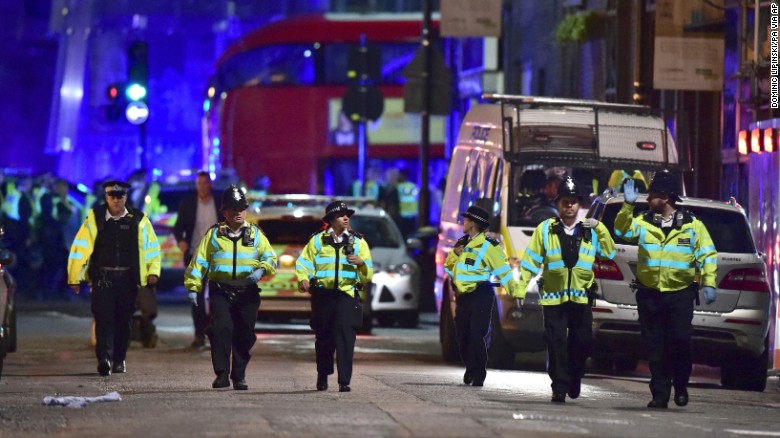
[1, 301, 779, 437]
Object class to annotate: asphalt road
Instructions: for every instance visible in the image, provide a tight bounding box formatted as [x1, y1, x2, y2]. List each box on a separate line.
[1, 301, 780, 437]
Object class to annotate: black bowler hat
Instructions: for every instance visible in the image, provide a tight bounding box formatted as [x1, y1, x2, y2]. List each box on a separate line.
[323, 201, 355, 222]
[460, 205, 491, 229]
[102, 180, 131, 193]
[648, 171, 682, 202]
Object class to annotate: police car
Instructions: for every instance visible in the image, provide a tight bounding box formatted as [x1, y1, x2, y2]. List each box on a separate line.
[586, 193, 771, 391]
[246, 195, 422, 332]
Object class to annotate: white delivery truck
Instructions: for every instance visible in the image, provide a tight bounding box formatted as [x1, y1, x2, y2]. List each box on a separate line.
[434, 94, 690, 368]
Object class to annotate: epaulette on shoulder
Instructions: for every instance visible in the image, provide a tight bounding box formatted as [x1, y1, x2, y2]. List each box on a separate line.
[253, 223, 267, 236]
[348, 229, 364, 239]
[310, 229, 326, 239]
[485, 235, 500, 246]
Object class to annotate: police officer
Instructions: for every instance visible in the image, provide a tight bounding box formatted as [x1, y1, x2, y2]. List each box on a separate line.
[618, 171, 717, 409]
[67, 180, 162, 376]
[444, 205, 520, 387]
[515, 177, 616, 402]
[184, 185, 277, 390]
[295, 202, 373, 392]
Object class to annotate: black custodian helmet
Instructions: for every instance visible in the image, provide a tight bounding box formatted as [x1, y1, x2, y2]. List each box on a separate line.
[220, 185, 248, 211]
[647, 171, 682, 202]
[555, 176, 582, 202]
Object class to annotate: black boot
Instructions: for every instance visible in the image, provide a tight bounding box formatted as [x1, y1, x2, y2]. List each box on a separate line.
[212, 374, 229, 389]
[316, 374, 328, 391]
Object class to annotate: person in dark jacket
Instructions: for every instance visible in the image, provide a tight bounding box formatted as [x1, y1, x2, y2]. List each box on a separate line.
[174, 171, 220, 348]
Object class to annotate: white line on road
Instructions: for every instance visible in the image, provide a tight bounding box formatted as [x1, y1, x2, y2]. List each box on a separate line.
[512, 413, 632, 425]
[724, 431, 780, 437]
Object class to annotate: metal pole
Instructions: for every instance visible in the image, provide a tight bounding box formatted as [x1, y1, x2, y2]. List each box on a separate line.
[358, 34, 368, 195]
[140, 122, 147, 170]
[418, 0, 432, 228]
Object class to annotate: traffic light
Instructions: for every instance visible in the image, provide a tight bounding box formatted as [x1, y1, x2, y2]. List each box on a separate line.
[127, 41, 148, 103]
[105, 82, 124, 122]
[126, 41, 149, 124]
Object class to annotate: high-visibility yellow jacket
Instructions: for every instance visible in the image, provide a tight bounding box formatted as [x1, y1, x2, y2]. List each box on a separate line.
[67, 207, 161, 286]
[517, 218, 616, 305]
[397, 181, 418, 218]
[184, 222, 277, 292]
[444, 232, 520, 297]
[615, 204, 717, 291]
[295, 230, 373, 297]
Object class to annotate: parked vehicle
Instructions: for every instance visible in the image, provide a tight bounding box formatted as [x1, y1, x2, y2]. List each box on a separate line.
[0, 226, 18, 379]
[587, 192, 771, 391]
[435, 94, 691, 368]
[247, 195, 422, 332]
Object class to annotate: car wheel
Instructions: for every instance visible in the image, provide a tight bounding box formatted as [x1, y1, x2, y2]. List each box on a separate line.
[8, 308, 16, 353]
[396, 310, 419, 328]
[614, 356, 638, 373]
[376, 314, 394, 327]
[487, 297, 516, 370]
[440, 289, 460, 363]
[589, 344, 615, 372]
[721, 338, 768, 392]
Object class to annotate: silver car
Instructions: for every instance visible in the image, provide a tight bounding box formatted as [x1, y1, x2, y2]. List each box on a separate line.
[247, 199, 421, 331]
[586, 193, 771, 391]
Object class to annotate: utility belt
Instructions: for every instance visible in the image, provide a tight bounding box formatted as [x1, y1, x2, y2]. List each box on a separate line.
[209, 281, 259, 304]
[630, 280, 699, 305]
[91, 266, 135, 289]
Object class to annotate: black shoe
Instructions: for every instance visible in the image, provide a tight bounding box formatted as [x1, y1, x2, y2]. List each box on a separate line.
[463, 371, 473, 385]
[97, 359, 112, 377]
[339, 384, 351, 392]
[232, 379, 248, 390]
[317, 374, 328, 391]
[112, 361, 126, 374]
[647, 399, 668, 409]
[674, 390, 688, 407]
[471, 380, 484, 387]
[212, 374, 230, 389]
[568, 378, 581, 399]
[551, 392, 566, 403]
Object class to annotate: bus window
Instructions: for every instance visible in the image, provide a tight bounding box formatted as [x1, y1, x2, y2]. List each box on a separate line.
[215, 44, 316, 89]
[322, 43, 419, 85]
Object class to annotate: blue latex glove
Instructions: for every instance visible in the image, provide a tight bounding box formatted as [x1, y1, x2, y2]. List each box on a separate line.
[623, 178, 639, 204]
[702, 286, 717, 304]
[188, 292, 198, 307]
[248, 268, 265, 284]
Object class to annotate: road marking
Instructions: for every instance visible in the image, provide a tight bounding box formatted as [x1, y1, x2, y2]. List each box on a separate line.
[725, 431, 780, 437]
[512, 413, 631, 425]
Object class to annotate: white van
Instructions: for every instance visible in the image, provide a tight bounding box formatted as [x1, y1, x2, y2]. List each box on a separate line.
[434, 94, 690, 368]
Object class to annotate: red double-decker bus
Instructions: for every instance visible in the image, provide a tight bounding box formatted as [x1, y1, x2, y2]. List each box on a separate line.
[203, 13, 447, 195]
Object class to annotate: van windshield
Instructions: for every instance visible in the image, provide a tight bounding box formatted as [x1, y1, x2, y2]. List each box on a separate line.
[508, 165, 670, 228]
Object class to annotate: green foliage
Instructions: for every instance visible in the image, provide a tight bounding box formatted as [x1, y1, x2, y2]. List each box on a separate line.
[555, 11, 602, 45]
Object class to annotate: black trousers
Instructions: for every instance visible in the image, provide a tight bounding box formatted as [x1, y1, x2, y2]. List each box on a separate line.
[185, 254, 208, 339]
[90, 270, 138, 364]
[635, 285, 695, 402]
[542, 302, 593, 394]
[207, 284, 260, 381]
[454, 284, 495, 384]
[310, 288, 357, 385]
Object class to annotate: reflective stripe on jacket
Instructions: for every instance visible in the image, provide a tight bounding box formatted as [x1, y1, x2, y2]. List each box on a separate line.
[614, 203, 717, 291]
[295, 230, 373, 297]
[444, 232, 520, 297]
[184, 223, 277, 292]
[67, 208, 161, 285]
[516, 218, 616, 305]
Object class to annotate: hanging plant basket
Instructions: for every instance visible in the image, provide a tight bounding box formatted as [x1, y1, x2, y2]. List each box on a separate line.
[555, 11, 606, 45]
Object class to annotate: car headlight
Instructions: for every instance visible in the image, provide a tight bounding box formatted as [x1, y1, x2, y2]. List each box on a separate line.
[387, 263, 413, 276]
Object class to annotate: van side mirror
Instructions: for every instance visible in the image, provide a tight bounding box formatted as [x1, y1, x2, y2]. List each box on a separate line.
[406, 238, 424, 251]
